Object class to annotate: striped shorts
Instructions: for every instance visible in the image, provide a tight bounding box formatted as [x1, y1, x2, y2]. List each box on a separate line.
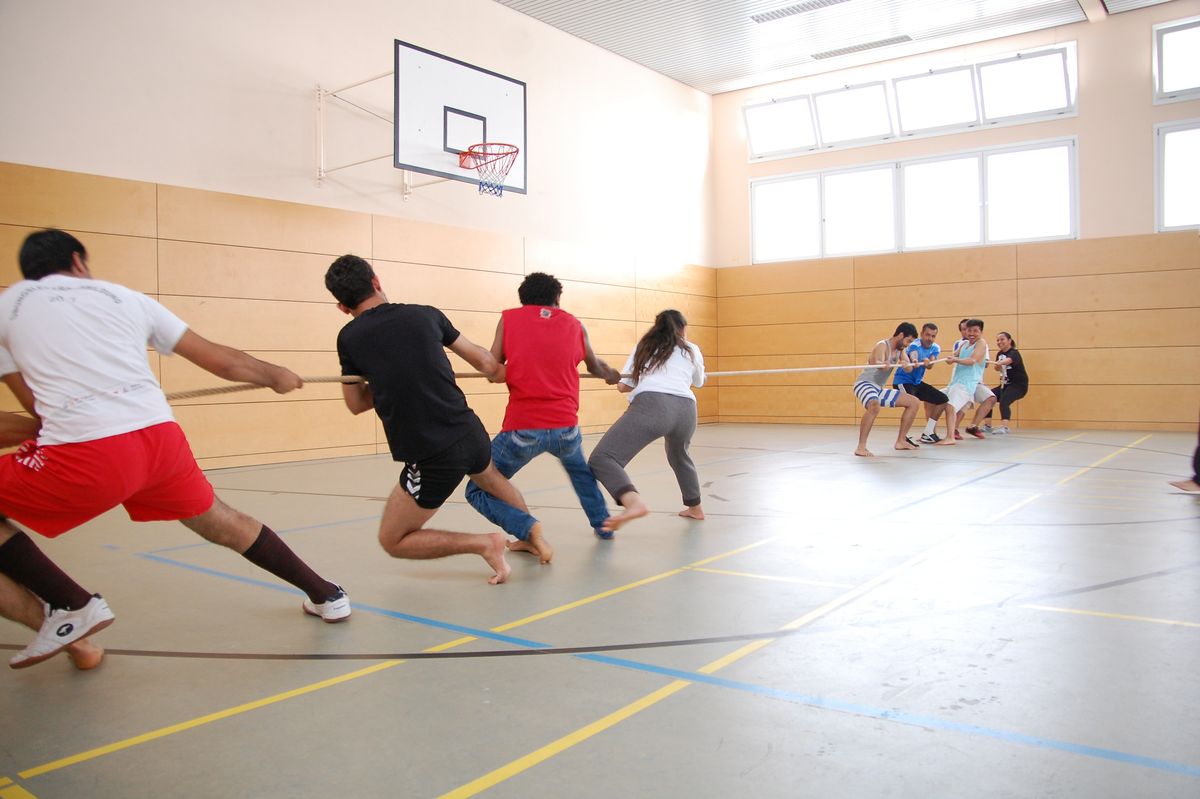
[853, 380, 900, 410]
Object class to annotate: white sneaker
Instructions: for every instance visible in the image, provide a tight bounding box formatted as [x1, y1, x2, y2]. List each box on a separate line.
[302, 585, 351, 623]
[982, 423, 993, 433]
[10, 595, 115, 670]
[992, 427, 1009, 435]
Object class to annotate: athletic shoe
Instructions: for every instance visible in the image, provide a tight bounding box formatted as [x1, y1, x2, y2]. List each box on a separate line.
[965, 426, 985, 439]
[905, 436, 921, 447]
[953, 430, 963, 440]
[594, 527, 614, 541]
[10, 595, 114, 670]
[303, 585, 351, 623]
[983, 423, 993, 433]
[992, 427, 1009, 436]
[919, 433, 938, 444]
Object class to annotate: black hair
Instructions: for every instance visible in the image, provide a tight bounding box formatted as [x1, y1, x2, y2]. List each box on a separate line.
[19, 229, 86, 280]
[631, 309, 691, 380]
[517, 272, 562, 306]
[998, 331, 1016, 346]
[966, 318, 985, 330]
[324, 254, 377, 309]
[894, 322, 918, 338]
[921, 322, 938, 333]
[958, 318, 969, 328]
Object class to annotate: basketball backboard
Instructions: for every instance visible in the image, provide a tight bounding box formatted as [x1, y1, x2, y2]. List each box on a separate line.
[394, 40, 527, 194]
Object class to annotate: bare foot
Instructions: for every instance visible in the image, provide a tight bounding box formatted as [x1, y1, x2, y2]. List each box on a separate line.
[678, 506, 705, 520]
[506, 539, 539, 555]
[894, 440, 919, 451]
[65, 638, 104, 671]
[602, 498, 649, 533]
[935, 438, 957, 446]
[854, 448, 874, 457]
[527, 522, 554, 564]
[1168, 479, 1200, 493]
[483, 533, 511, 585]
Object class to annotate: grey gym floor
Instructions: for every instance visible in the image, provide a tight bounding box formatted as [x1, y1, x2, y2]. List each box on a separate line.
[1, 423, 1198, 799]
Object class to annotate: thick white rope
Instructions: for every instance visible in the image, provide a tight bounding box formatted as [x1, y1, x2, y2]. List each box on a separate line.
[163, 359, 950, 401]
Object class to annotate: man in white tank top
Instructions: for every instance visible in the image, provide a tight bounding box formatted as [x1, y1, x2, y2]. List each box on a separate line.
[853, 323, 922, 457]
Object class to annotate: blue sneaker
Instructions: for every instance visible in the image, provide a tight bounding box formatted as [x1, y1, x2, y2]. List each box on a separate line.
[594, 527, 614, 541]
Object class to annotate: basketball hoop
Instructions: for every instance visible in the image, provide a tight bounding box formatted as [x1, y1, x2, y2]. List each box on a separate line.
[458, 143, 519, 197]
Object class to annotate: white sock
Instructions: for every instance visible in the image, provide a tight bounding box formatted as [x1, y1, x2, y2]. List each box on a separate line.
[924, 419, 937, 435]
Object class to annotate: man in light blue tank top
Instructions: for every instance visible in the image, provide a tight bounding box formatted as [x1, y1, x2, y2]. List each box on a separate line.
[940, 319, 988, 445]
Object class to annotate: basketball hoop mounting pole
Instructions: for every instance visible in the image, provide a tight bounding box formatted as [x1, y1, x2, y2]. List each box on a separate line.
[315, 72, 395, 185]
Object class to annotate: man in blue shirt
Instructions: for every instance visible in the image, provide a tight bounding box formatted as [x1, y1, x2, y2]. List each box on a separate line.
[893, 322, 948, 444]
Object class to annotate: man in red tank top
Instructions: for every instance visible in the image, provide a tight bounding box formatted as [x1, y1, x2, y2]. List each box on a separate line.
[465, 273, 621, 560]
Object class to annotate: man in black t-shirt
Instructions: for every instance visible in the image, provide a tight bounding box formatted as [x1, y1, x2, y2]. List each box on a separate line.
[325, 255, 533, 585]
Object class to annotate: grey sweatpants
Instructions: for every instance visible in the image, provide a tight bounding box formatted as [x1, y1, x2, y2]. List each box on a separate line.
[588, 391, 701, 507]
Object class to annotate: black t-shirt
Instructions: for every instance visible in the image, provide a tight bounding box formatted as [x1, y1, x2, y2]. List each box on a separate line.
[999, 347, 1029, 387]
[336, 303, 476, 461]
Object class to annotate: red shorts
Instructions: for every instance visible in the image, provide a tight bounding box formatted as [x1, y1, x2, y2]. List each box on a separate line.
[0, 422, 214, 538]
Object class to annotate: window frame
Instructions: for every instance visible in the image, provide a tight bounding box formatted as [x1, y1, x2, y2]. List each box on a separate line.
[893, 65, 981, 137]
[1155, 118, 1200, 231]
[1154, 16, 1200, 105]
[981, 138, 1078, 245]
[749, 173, 823, 264]
[811, 80, 895, 149]
[742, 94, 819, 159]
[896, 151, 985, 252]
[820, 163, 899, 258]
[977, 47, 1075, 126]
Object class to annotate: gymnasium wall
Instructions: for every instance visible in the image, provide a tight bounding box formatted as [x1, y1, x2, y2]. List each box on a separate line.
[714, 231, 1200, 432]
[0, 162, 717, 468]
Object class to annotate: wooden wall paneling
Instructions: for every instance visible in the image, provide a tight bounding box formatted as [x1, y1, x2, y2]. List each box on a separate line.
[198, 444, 379, 471]
[716, 258, 853, 297]
[0, 162, 156, 237]
[635, 263, 716, 297]
[374, 216, 523, 274]
[1025, 347, 1200, 385]
[718, 385, 858, 418]
[0, 226, 159, 293]
[713, 354, 862, 386]
[688, 325, 717, 358]
[1016, 232, 1200, 279]
[854, 316, 1019, 355]
[853, 246, 1016, 288]
[719, 321, 856, 357]
[719, 289, 854, 327]
[576, 318, 637, 357]
[173, 400, 376, 460]
[1020, 384, 1200, 424]
[157, 185, 372, 255]
[162, 351, 345, 404]
[159, 240, 335, 303]
[163, 296, 344, 352]
[1020, 308, 1200, 349]
[635, 290, 717, 327]
[558, 280, 636, 321]
[371, 260, 523, 313]
[524, 237, 636, 286]
[1018, 270, 1200, 314]
[854, 280, 1017, 321]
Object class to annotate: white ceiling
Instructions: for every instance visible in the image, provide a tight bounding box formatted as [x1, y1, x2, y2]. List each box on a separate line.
[491, 0, 1176, 94]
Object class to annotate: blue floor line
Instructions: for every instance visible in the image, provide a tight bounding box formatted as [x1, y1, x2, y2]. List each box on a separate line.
[136, 552, 1200, 780]
[143, 514, 383, 555]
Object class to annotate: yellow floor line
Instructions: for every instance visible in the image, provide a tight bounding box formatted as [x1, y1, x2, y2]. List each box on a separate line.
[688, 566, 855, 588]
[1015, 432, 1084, 459]
[986, 434, 1149, 524]
[0, 779, 11, 788]
[1022, 604, 1200, 628]
[437, 537, 951, 798]
[0, 784, 38, 799]
[15, 536, 779, 783]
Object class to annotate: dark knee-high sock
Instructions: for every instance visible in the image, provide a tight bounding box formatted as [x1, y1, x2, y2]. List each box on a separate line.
[0, 531, 93, 611]
[241, 526, 338, 603]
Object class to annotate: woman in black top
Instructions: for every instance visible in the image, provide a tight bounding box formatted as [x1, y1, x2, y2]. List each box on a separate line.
[988, 331, 1028, 434]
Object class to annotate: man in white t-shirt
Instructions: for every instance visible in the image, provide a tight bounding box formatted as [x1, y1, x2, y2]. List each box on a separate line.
[0, 229, 352, 670]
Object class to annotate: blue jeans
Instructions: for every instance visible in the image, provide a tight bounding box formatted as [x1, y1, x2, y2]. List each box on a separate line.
[465, 426, 610, 539]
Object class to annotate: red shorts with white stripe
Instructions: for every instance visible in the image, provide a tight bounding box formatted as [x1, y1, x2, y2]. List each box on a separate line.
[0, 422, 214, 538]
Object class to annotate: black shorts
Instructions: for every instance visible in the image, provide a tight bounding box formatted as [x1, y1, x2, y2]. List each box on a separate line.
[399, 416, 492, 509]
[894, 381, 948, 405]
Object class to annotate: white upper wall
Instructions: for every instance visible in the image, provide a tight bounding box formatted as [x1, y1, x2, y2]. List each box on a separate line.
[0, 0, 713, 266]
[710, 0, 1200, 267]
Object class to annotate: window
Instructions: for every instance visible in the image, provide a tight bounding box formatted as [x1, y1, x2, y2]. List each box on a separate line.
[751, 177, 821, 263]
[978, 49, 1073, 123]
[985, 143, 1074, 242]
[813, 82, 892, 147]
[823, 167, 895, 255]
[1157, 120, 1200, 230]
[894, 67, 979, 135]
[1155, 17, 1200, 103]
[749, 138, 1075, 262]
[744, 96, 817, 158]
[902, 156, 982, 249]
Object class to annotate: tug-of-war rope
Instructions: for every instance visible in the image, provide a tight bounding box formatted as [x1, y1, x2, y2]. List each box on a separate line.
[163, 359, 952, 402]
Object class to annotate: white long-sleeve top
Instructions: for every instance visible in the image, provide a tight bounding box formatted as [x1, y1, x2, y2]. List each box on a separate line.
[620, 341, 705, 403]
